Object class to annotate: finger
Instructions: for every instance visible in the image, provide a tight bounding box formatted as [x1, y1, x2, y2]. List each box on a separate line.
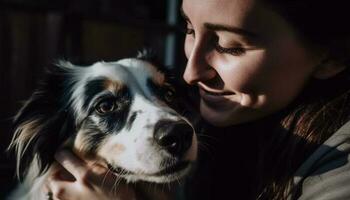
[55, 149, 88, 181]
[48, 172, 136, 200]
[47, 167, 81, 200]
[48, 179, 79, 200]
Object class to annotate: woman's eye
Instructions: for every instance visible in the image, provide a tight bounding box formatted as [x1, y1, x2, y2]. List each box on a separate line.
[214, 42, 246, 56]
[183, 22, 195, 36]
[184, 28, 195, 35]
[95, 99, 116, 114]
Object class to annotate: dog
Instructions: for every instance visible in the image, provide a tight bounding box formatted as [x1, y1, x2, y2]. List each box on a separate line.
[7, 53, 198, 200]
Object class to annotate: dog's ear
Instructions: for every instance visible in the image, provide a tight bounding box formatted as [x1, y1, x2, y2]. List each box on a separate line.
[137, 48, 178, 80]
[8, 62, 76, 179]
[137, 48, 159, 64]
[136, 48, 174, 74]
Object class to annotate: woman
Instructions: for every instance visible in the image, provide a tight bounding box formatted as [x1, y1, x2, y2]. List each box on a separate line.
[48, 0, 350, 199]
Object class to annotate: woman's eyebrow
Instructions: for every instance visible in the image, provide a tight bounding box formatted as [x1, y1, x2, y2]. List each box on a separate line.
[204, 23, 260, 39]
[180, 7, 260, 40]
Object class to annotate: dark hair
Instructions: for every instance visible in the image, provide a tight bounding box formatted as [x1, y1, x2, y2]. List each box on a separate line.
[256, 1, 350, 199]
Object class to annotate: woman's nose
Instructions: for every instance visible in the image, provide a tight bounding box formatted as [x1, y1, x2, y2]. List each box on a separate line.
[183, 45, 217, 85]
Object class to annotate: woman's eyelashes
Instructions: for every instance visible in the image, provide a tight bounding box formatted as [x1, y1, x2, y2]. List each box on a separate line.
[183, 24, 195, 36]
[185, 28, 195, 36]
[214, 41, 246, 56]
[183, 26, 246, 56]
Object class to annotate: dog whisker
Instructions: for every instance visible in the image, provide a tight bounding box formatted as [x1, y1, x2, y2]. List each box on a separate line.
[100, 167, 112, 189]
[8, 57, 198, 199]
[197, 132, 219, 141]
[167, 181, 171, 191]
[175, 176, 182, 187]
[111, 175, 122, 196]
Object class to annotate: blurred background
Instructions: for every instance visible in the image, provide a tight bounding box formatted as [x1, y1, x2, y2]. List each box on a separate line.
[0, 0, 186, 196]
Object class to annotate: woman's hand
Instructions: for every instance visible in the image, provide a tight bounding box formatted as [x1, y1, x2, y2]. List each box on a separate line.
[46, 149, 137, 200]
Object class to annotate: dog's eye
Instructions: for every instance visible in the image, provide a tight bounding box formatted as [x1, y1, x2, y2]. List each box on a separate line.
[164, 87, 175, 103]
[95, 99, 116, 114]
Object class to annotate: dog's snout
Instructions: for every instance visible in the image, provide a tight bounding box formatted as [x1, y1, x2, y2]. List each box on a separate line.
[154, 120, 193, 156]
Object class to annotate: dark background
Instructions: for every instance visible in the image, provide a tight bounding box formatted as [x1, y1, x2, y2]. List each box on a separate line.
[0, 0, 186, 196]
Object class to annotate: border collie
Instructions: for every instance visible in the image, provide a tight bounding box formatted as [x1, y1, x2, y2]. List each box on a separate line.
[7, 54, 198, 200]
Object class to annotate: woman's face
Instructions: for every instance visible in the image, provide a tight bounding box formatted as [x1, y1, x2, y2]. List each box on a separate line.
[182, 0, 322, 126]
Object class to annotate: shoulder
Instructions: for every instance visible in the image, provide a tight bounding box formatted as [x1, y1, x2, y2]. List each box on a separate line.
[291, 120, 350, 200]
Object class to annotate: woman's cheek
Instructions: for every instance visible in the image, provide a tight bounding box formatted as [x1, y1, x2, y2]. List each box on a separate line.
[219, 50, 267, 93]
[184, 36, 194, 59]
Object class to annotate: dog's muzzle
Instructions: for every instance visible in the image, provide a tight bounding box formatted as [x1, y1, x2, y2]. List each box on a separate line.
[153, 120, 193, 157]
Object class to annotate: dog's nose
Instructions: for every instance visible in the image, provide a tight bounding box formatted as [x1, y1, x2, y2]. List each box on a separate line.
[154, 120, 193, 156]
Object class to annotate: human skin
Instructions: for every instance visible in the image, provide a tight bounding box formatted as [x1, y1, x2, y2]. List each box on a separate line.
[47, 0, 347, 198]
[48, 149, 176, 200]
[182, 0, 329, 126]
[46, 150, 137, 200]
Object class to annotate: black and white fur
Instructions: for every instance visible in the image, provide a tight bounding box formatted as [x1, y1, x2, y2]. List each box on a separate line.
[7, 55, 198, 200]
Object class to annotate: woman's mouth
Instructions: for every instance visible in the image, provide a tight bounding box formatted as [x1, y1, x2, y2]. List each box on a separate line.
[201, 90, 234, 96]
[199, 88, 233, 103]
[197, 83, 236, 109]
[198, 83, 235, 97]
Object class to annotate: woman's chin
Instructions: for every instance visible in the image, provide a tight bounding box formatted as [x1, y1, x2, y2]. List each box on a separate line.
[200, 100, 239, 127]
[199, 99, 259, 127]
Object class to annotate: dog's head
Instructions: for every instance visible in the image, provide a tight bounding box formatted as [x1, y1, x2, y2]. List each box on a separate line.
[9, 55, 197, 183]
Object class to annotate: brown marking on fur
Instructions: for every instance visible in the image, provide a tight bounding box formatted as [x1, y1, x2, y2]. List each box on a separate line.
[147, 64, 166, 86]
[11, 119, 43, 149]
[9, 118, 46, 177]
[97, 142, 126, 157]
[72, 131, 126, 161]
[73, 130, 97, 157]
[113, 143, 126, 154]
[104, 79, 125, 93]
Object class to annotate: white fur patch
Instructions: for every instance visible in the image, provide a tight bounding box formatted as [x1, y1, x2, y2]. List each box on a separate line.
[9, 58, 198, 199]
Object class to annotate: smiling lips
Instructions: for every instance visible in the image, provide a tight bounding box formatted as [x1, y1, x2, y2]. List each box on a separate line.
[197, 83, 236, 108]
[198, 83, 235, 96]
